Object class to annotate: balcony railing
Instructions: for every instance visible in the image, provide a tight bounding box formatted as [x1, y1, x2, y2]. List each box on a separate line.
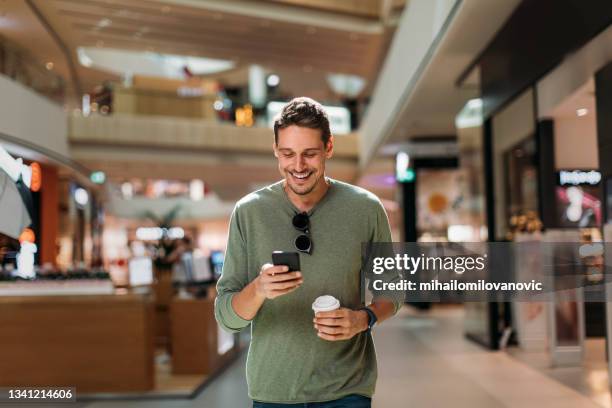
[69, 113, 359, 158]
[0, 35, 65, 104]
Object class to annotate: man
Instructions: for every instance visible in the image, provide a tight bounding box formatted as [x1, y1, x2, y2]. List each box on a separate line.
[215, 97, 402, 407]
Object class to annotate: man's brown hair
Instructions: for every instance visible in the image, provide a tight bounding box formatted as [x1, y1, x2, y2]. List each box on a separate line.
[273, 97, 331, 145]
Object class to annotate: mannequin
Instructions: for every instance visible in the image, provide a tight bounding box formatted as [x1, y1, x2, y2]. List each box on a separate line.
[0, 145, 21, 182]
[0, 145, 31, 188]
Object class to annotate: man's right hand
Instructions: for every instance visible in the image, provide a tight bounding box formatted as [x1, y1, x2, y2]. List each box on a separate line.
[255, 263, 303, 300]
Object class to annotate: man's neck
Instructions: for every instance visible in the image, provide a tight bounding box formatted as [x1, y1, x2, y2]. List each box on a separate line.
[284, 177, 330, 213]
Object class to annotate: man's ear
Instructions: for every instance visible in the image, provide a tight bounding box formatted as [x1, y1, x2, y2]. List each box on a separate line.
[325, 135, 334, 159]
[273, 142, 279, 158]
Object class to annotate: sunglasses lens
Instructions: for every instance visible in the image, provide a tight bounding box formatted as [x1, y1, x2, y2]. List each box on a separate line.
[292, 213, 309, 231]
[295, 234, 311, 253]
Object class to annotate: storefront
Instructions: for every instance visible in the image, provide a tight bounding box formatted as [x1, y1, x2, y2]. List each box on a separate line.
[455, 0, 612, 351]
[0, 142, 103, 277]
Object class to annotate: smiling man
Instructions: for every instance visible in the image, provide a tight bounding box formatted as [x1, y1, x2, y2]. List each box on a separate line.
[215, 97, 402, 407]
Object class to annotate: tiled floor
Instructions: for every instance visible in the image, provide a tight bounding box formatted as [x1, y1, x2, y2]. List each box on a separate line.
[376, 306, 605, 408]
[508, 337, 611, 408]
[81, 306, 609, 408]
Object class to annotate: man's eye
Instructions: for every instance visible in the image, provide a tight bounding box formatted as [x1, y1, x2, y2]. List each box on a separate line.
[283, 153, 294, 158]
[303, 153, 316, 158]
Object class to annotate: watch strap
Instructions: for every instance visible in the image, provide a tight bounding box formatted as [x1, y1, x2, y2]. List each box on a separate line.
[359, 306, 378, 333]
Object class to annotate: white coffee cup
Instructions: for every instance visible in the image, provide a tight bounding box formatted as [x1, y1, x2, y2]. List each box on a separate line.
[312, 295, 340, 314]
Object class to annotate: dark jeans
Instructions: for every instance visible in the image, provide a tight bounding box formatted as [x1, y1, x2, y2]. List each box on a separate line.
[253, 394, 371, 408]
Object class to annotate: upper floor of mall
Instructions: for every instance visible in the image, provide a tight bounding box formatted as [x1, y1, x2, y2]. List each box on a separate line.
[2, 0, 612, 244]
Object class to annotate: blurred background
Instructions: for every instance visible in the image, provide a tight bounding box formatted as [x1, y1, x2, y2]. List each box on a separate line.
[0, 0, 611, 406]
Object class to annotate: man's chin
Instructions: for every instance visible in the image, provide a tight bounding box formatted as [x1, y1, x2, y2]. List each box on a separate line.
[286, 179, 316, 196]
[288, 183, 315, 196]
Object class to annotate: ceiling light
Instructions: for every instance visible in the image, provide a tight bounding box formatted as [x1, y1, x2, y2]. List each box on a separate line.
[76, 47, 235, 79]
[77, 48, 93, 67]
[576, 108, 588, 117]
[466, 98, 483, 109]
[74, 187, 89, 207]
[45, 62, 54, 70]
[97, 18, 112, 28]
[266, 74, 280, 87]
[190, 180, 204, 201]
[327, 73, 366, 98]
[0, 15, 14, 29]
[82, 94, 91, 116]
[455, 98, 483, 129]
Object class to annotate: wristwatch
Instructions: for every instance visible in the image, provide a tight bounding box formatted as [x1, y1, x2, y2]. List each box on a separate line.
[359, 306, 378, 333]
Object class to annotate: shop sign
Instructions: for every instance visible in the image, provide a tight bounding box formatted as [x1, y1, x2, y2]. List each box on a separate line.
[557, 170, 601, 186]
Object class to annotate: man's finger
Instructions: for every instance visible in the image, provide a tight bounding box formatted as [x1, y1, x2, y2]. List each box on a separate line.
[316, 325, 345, 335]
[268, 272, 302, 282]
[260, 263, 273, 275]
[263, 265, 290, 276]
[313, 317, 345, 327]
[269, 280, 303, 290]
[315, 309, 346, 319]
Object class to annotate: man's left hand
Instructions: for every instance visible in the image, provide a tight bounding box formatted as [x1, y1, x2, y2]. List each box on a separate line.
[313, 308, 369, 341]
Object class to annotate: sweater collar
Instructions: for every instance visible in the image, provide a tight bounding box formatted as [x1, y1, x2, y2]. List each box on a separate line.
[272, 177, 336, 216]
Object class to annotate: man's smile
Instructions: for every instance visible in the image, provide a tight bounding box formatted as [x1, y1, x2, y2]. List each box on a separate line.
[289, 171, 313, 181]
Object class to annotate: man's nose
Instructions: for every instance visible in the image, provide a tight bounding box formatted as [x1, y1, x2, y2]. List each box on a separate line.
[294, 156, 306, 171]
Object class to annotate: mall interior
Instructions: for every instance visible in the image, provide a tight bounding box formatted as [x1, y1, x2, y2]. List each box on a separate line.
[1, 0, 612, 406]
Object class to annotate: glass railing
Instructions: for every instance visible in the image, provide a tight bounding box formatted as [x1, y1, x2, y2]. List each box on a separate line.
[0, 35, 66, 104]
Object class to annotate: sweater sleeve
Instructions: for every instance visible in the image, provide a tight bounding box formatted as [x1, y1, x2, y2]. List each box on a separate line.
[367, 200, 404, 314]
[214, 206, 252, 333]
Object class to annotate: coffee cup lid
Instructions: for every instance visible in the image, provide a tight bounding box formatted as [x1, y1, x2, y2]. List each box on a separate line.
[312, 295, 340, 312]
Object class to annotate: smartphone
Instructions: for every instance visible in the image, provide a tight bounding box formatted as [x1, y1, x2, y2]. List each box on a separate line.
[272, 251, 301, 272]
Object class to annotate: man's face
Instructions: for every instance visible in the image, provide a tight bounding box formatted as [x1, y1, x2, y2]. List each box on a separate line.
[274, 125, 333, 196]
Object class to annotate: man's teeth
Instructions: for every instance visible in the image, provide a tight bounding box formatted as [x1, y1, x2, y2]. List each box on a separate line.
[292, 172, 310, 179]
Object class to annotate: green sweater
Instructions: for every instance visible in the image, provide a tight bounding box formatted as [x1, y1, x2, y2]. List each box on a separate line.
[214, 178, 401, 403]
